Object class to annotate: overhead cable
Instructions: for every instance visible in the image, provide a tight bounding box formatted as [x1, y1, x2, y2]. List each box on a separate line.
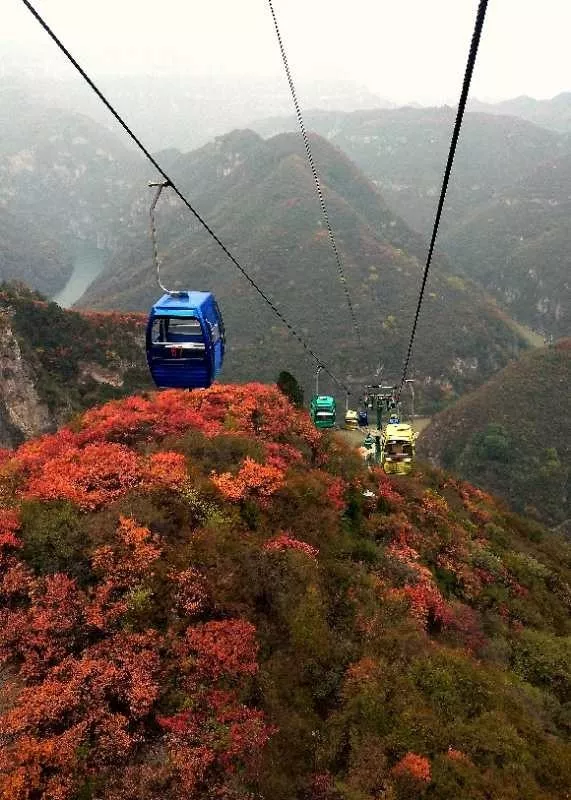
[267, 0, 362, 347]
[398, 0, 489, 397]
[19, 0, 350, 394]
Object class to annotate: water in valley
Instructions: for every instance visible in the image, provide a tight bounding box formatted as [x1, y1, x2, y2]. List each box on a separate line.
[53, 245, 106, 308]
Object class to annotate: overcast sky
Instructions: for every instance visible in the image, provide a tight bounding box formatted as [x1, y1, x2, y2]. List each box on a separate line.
[3, 0, 571, 105]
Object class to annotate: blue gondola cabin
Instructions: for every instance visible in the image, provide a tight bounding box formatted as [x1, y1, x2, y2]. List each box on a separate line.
[146, 292, 225, 389]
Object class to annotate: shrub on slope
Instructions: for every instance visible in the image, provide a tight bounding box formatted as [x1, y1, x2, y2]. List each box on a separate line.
[0, 384, 569, 799]
[418, 341, 570, 525]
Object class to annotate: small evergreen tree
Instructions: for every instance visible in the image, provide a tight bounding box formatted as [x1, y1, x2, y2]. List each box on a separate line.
[277, 371, 304, 408]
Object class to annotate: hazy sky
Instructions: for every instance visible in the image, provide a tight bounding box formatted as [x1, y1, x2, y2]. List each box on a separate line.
[3, 0, 571, 105]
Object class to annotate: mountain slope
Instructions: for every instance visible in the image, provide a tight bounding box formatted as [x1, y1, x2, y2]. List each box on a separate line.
[0, 383, 569, 799]
[471, 93, 571, 133]
[79, 129, 529, 409]
[251, 107, 565, 237]
[0, 283, 151, 447]
[442, 151, 571, 337]
[418, 341, 570, 525]
[0, 208, 71, 296]
[0, 85, 143, 294]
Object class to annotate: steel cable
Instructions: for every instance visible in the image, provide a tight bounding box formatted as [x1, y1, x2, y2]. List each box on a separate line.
[267, 0, 362, 347]
[398, 0, 489, 398]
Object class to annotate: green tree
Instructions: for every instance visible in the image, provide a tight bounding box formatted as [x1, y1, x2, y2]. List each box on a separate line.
[277, 371, 304, 408]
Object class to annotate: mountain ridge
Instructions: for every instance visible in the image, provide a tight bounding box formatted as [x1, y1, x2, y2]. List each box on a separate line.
[78, 128, 530, 410]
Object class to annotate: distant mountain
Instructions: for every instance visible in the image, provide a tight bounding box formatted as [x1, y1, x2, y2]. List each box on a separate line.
[418, 341, 570, 525]
[442, 150, 571, 338]
[0, 84, 143, 293]
[0, 207, 71, 296]
[471, 92, 571, 133]
[79, 129, 530, 409]
[251, 106, 566, 238]
[0, 283, 151, 447]
[3, 74, 394, 152]
[252, 108, 570, 337]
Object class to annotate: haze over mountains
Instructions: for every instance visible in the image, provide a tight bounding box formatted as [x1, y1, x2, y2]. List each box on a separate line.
[254, 106, 571, 338]
[470, 92, 571, 133]
[2, 73, 393, 153]
[1, 76, 569, 402]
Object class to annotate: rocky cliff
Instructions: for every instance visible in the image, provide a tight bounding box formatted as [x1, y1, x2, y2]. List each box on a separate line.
[0, 284, 152, 447]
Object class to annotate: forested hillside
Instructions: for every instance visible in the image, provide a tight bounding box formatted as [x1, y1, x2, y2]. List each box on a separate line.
[0, 284, 150, 447]
[0, 85, 142, 293]
[471, 92, 571, 133]
[253, 107, 570, 338]
[441, 152, 571, 338]
[0, 208, 71, 297]
[0, 383, 569, 799]
[252, 107, 564, 237]
[79, 129, 528, 408]
[418, 341, 570, 525]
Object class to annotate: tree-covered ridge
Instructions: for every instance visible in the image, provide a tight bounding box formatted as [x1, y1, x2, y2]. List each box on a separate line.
[441, 149, 571, 339]
[252, 108, 570, 339]
[418, 341, 570, 526]
[0, 383, 569, 799]
[79, 129, 529, 409]
[252, 107, 565, 238]
[0, 283, 151, 438]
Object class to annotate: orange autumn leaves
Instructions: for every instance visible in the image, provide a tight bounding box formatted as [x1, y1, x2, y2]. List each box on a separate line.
[0, 384, 333, 798]
[211, 457, 285, 503]
[0, 510, 272, 799]
[0, 383, 321, 511]
[24, 444, 187, 510]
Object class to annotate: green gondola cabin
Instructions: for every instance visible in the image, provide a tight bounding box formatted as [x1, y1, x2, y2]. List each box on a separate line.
[310, 395, 336, 428]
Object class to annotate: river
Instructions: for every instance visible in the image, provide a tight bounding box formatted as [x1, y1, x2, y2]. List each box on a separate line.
[53, 246, 106, 309]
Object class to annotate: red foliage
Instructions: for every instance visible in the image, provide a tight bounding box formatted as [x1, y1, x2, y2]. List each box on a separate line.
[74, 383, 318, 450]
[391, 752, 431, 783]
[0, 508, 22, 550]
[25, 443, 142, 510]
[15, 429, 78, 474]
[264, 532, 318, 559]
[324, 476, 347, 513]
[91, 516, 162, 586]
[0, 631, 162, 799]
[143, 451, 187, 490]
[265, 441, 304, 470]
[182, 619, 259, 682]
[157, 689, 274, 796]
[0, 574, 86, 680]
[212, 457, 285, 504]
[87, 517, 161, 630]
[376, 472, 405, 509]
[0, 447, 13, 467]
[386, 541, 453, 630]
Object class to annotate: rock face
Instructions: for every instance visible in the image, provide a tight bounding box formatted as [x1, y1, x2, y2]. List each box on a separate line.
[0, 309, 53, 446]
[0, 284, 153, 448]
